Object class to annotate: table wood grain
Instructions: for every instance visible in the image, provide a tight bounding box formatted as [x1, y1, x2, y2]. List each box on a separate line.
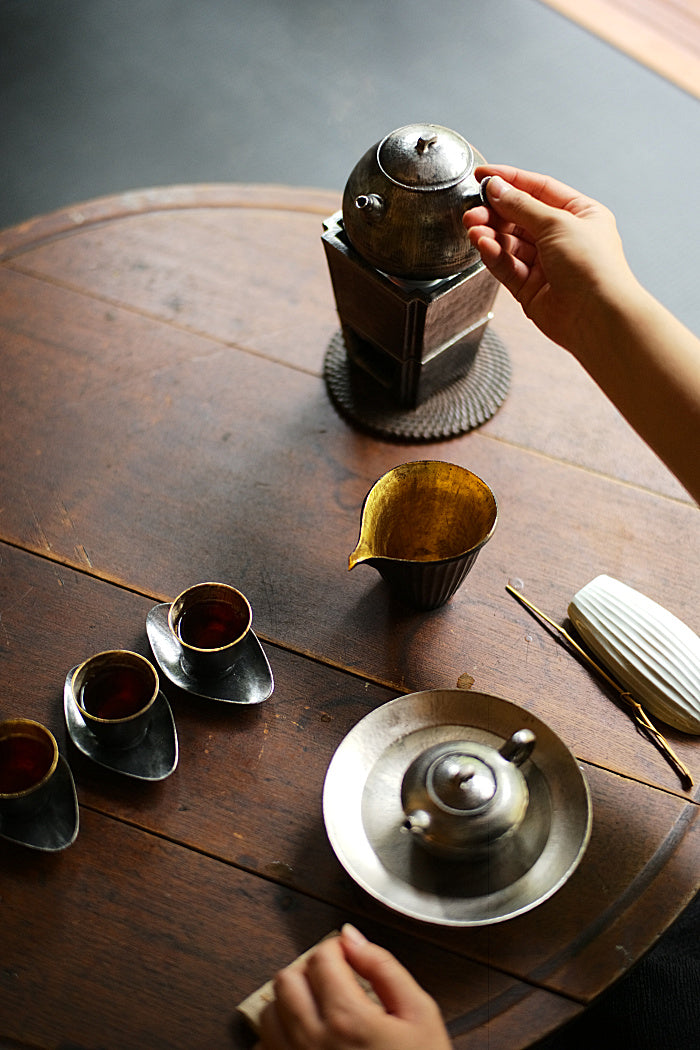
[0, 185, 698, 1050]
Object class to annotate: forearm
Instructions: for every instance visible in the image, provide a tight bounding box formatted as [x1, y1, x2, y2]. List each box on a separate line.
[465, 166, 700, 502]
[573, 282, 700, 504]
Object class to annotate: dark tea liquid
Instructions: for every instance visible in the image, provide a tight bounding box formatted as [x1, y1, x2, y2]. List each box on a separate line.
[80, 665, 153, 721]
[177, 598, 245, 650]
[0, 734, 54, 794]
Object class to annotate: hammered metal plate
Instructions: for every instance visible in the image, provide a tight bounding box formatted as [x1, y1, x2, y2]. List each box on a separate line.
[323, 690, 591, 926]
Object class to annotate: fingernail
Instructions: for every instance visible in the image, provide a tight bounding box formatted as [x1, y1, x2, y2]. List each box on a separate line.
[485, 175, 506, 202]
[341, 923, 367, 946]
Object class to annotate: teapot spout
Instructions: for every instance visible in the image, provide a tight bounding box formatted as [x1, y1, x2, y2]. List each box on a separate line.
[354, 193, 385, 221]
[402, 809, 431, 837]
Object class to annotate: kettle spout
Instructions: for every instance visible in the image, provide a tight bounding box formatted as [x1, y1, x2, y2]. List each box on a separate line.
[354, 193, 385, 221]
[402, 809, 431, 837]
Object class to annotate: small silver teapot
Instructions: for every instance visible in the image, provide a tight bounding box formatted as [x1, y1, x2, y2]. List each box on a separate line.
[341, 122, 490, 281]
[400, 729, 536, 860]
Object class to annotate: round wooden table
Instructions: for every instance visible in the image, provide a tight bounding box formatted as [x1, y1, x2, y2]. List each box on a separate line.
[0, 185, 698, 1049]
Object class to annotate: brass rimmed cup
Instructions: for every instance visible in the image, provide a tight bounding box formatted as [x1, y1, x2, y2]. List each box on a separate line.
[71, 650, 159, 750]
[0, 718, 60, 820]
[168, 582, 253, 679]
[348, 460, 498, 610]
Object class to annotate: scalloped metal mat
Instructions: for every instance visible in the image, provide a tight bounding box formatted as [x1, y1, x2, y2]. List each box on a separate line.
[323, 328, 511, 441]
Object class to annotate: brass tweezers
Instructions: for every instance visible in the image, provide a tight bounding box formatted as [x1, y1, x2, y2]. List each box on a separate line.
[506, 583, 694, 791]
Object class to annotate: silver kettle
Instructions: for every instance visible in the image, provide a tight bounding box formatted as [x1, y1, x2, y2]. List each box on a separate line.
[341, 122, 490, 281]
[400, 729, 536, 860]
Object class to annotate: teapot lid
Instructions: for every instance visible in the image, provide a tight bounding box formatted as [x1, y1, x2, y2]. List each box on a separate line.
[429, 752, 496, 811]
[377, 123, 474, 191]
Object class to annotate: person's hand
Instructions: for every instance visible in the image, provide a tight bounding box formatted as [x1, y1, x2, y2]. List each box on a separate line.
[463, 164, 640, 358]
[255, 924, 452, 1050]
[464, 164, 700, 504]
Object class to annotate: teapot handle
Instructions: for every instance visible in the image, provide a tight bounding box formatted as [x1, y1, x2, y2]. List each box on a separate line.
[462, 176, 493, 213]
[499, 728, 536, 767]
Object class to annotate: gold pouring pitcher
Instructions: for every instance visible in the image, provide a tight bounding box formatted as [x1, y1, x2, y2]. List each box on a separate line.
[348, 460, 498, 610]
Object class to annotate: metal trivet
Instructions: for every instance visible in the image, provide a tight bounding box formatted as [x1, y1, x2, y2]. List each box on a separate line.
[323, 328, 511, 441]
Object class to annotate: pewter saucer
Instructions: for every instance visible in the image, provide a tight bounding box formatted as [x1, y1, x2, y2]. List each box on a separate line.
[323, 690, 592, 927]
[0, 756, 79, 852]
[146, 603, 274, 704]
[64, 672, 178, 781]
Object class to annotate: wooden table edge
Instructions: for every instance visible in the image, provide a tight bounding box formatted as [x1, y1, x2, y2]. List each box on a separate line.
[0, 183, 343, 260]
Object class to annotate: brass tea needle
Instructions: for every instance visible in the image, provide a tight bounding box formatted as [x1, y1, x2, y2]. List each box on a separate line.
[506, 583, 694, 791]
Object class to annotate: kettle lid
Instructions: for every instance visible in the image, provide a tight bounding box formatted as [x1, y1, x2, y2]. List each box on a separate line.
[429, 752, 496, 811]
[377, 123, 474, 191]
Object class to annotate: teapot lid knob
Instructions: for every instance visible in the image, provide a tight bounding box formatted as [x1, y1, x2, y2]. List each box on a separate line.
[416, 133, 438, 154]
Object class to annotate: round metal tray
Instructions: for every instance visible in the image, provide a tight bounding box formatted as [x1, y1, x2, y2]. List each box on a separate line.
[323, 690, 591, 926]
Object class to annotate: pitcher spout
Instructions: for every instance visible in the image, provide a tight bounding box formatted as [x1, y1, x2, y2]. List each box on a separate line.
[348, 542, 375, 571]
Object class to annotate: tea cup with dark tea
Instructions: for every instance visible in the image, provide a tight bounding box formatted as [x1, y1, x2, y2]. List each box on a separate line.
[0, 718, 60, 821]
[168, 582, 252, 679]
[71, 650, 160, 749]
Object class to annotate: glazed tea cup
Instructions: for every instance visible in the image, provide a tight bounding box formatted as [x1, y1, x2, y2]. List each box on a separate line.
[348, 460, 498, 610]
[0, 718, 60, 820]
[168, 582, 252, 679]
[71, 650, 159, 749]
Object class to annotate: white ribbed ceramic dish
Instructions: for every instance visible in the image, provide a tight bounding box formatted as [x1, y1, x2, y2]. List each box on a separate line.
[568, 575, 700, 735]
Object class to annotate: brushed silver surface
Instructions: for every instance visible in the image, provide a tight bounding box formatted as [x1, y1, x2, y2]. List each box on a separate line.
[323, 690, 591, 925]
[64, 670, 178, 782]
[146, 603, 273, 705]
[0, 756, 79, 851]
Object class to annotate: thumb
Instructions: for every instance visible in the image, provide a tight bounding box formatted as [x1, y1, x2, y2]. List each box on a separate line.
[483, 175, 561, 237]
